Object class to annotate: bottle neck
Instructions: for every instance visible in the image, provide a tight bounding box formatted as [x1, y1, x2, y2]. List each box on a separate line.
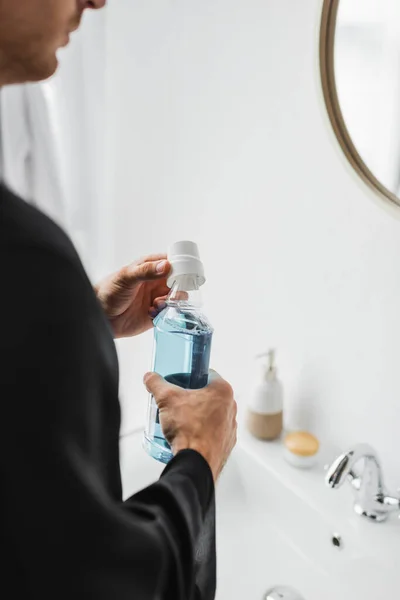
[167, 275, 203, 308]
[265, 367, 277, 382]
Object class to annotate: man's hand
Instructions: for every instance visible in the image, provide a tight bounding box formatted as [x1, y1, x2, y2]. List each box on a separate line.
[144, 370, 237, 481]
[95, 255, 171, 339]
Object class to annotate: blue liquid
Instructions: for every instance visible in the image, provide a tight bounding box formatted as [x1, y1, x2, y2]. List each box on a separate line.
[144, 306, 213, 463]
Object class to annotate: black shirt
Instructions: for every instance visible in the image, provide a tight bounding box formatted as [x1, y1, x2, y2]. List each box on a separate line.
[0, 184, 216, 599]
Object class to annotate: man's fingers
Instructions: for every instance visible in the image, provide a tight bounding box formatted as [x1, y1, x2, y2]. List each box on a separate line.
[145, 370, 232, 394]
[137, 253, 167, 265]
[148, 296, 169, 319]
[153, 296, 168, 310]
[123, 259, 171, 284]
[143, 372, 165, 395]
[143, 372, 181, 403]
[172, 291, 189, 302]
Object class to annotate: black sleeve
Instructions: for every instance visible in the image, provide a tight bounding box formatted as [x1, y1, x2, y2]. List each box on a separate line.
[0, 245, 216, 600]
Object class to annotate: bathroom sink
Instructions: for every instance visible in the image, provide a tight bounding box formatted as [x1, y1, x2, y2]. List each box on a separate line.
[120, 431, 399, 600]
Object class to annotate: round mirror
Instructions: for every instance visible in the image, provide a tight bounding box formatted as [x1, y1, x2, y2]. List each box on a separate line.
[320, 0, 400, 208]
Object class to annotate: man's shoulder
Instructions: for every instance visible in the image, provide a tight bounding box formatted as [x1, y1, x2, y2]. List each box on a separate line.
[0, 184, 95, 311]
[0, 184, 78, 264]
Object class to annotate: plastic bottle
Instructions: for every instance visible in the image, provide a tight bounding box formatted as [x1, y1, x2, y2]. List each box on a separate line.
[143, 241, 213, 463]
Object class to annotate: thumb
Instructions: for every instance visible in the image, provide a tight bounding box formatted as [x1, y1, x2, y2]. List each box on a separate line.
[143, 372, 181, 402]
[128, 260, 170, 283]
[207, 368, 223, 384]
[207, 369, 233, 394]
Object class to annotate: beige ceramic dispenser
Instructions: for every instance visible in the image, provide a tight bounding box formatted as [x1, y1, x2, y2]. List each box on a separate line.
[247, 349, 283, 441]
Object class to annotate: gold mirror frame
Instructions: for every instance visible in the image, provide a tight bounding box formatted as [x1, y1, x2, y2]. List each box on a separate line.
[320, 0, 400, 209]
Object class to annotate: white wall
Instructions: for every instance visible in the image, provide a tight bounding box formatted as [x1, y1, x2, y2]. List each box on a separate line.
[105, 0, 400, 488]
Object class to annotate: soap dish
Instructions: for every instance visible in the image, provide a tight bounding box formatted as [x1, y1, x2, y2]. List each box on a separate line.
[283, 431, 319, 469]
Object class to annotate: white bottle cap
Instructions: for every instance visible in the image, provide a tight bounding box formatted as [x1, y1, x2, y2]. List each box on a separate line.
[167, 241, 206, 289]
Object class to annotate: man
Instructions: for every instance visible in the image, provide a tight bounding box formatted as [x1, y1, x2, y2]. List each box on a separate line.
[0, 2, 237, 599]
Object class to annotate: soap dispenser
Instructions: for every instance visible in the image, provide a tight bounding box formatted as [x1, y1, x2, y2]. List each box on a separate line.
[247, 350, 283, 441]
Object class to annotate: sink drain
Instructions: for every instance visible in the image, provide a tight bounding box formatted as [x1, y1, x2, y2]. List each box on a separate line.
[331, 533, 342, 549]
[263, 586, 306, 600]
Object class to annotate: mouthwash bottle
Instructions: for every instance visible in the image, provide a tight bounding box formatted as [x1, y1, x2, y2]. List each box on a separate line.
[143, 241, 213, 464]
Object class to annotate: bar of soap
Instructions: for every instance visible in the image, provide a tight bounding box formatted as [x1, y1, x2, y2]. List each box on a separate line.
[284, 431, 319, 468]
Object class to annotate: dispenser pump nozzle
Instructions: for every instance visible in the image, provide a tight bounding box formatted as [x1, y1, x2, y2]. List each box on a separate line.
[256, 349, 278, 380]
[267, 349, 276, 373]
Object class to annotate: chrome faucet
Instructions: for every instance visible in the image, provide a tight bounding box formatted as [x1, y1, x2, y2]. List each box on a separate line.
[325, 443, 400, 522]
